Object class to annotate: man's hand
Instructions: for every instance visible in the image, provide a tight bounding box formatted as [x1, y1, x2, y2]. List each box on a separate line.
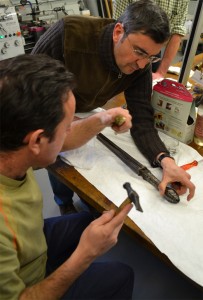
[158, 157, 195, 201]
[62, 107, 132, 151]
[152, 72, 164, 81]
[99, 107, 132, 133]
[19, 204, 132, 300]
[76, 203, 133, 261]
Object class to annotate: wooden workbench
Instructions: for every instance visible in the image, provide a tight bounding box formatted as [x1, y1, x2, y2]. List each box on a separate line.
[48, 157, 173, 268]
[47, 53, 203, 286]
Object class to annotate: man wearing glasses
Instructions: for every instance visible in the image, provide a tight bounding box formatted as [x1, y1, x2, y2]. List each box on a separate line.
[32, 0, 195, 215]
[113, 0, 190, 80]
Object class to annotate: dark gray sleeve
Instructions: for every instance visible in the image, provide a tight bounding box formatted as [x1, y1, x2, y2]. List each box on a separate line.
[31, 19, 64, 63]
[125, 67, 168, 165]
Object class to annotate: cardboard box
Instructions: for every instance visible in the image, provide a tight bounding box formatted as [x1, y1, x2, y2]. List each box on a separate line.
[151, 79, 195, 144]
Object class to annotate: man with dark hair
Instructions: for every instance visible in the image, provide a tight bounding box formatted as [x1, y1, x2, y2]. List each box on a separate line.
[32, 0, 195, 215]
[0, 54, 134, 299]
[113, 0, 190, 80]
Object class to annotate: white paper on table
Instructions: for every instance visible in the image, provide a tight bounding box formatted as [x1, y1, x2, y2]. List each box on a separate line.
[168, 66, 194, 78]
[191, 69, 203, 86]
[60, 119, 203, 287]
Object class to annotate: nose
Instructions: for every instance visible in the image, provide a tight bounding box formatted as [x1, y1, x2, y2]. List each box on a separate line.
[136, 58, 149, 69]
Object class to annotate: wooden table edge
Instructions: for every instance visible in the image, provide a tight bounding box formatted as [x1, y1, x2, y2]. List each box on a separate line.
[47, 157, 202, 288]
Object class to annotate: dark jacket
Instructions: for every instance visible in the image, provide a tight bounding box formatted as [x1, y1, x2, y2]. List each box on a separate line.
[32, 16, 168, 163]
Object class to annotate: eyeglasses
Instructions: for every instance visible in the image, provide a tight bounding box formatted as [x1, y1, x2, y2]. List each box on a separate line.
[126, 35, 161, 64]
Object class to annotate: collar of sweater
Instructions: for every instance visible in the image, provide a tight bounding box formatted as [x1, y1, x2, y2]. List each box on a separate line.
[99, 23, 122, 76]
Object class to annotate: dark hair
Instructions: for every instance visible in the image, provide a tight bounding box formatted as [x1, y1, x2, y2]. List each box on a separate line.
[117, 0, 170, 44]
[0, 54, 75, 152]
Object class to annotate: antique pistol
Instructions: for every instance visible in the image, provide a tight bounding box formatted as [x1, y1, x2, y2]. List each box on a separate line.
[97, 133, 180, 204]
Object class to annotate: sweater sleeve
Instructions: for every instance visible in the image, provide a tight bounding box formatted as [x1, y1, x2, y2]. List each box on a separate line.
[125, 66, 169, 165]
[31, 19, 64, 63]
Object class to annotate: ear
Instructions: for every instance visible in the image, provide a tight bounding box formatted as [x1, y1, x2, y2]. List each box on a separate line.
[23, 129, 45, 155]
[113, 22, 125, 43]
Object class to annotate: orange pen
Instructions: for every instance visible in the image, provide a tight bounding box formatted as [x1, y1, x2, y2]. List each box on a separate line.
[180, 160, 198, 171]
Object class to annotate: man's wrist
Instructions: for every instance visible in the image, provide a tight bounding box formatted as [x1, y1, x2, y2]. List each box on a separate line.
[152, 153, 174, 168]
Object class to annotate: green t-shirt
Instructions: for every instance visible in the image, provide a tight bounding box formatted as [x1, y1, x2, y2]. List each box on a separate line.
[0, 168, 47, 299]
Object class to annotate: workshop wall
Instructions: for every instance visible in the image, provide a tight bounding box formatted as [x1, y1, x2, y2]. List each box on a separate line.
[12, 0, 80, 24]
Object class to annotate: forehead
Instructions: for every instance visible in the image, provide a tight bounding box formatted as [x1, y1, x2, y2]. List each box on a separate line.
[127, 32, 156, 46]
[127, 32, 164, 54]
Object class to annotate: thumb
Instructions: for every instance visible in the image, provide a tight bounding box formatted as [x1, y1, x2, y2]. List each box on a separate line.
[158, 180, 167, 196]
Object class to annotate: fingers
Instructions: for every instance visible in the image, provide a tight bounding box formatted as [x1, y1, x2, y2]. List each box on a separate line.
[171, 172, 195, 201]
[103, 107, 132, 133]
[159, 170, 195, 201]
[159, 180, 188, 197]
[104, 203, 133, 237]
[111, 203, 133, 227]
[158, 180, 167, 196]
[160, 157, 196, 201]
[171, 182, 187, 195]
[93, 203, 132, 231]
[111, 121, 131, 133]
[114, 109, 132, 132]
[91, 209, 115, 226]
[185, 181, 195, 201]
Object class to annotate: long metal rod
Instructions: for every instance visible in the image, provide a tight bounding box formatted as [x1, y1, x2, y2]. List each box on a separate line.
[178, 0, 203, 85]
[97, 133, 180, 204]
